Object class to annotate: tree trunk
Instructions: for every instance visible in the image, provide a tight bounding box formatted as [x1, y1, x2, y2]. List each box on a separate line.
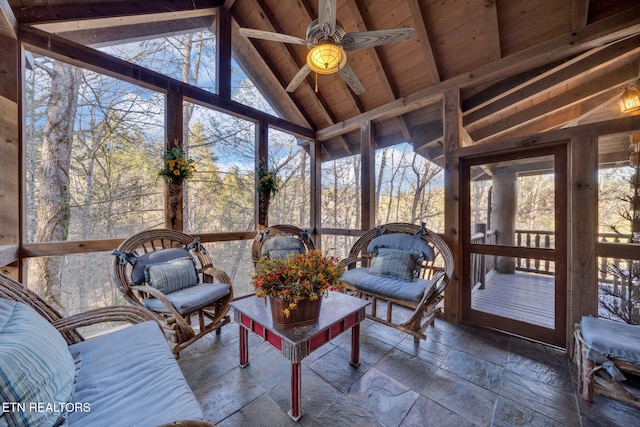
[30, 60, 81, 311]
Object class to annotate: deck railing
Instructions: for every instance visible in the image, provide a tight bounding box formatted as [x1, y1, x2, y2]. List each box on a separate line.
[471, 228, 638, 295]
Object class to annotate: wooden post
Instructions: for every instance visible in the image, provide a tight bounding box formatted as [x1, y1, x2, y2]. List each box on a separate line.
[361, 120, 375, 230]
[256, 121, 269, 229]
[216, 6, 232, 100]
[310, 139, 321, 249]
[165, 91, 184, 230]
[443, 88, 461, 323]
[569, 136, 597, 350]
[493, 168, 517, 273]
[0, 21, 20, 279]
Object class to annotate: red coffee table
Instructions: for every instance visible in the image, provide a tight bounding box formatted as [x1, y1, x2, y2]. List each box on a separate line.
[230, 291, 369, 421]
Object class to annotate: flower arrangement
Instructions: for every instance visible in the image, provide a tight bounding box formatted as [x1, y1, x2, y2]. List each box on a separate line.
[252, 250, 346, 318]
[159, 147, 196, 184]
[257, 165, 280, 196]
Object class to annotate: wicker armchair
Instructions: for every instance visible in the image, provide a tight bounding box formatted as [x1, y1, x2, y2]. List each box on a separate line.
[112, 229, 233, 357]
[251, 224, 315, 267]
[340, 223, 454, 342]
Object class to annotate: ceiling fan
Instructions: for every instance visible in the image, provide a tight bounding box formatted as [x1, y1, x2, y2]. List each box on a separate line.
[239, 0, 414, 95]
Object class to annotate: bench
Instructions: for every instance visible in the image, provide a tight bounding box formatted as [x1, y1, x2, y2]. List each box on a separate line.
[339, 223, 454, 341]
[0, 272, 212, 427]
[574, 315, 640, 409]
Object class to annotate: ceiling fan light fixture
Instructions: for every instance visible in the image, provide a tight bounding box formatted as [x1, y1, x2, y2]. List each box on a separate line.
[307, 43, 346, 75]
[619, 82, 640, 113]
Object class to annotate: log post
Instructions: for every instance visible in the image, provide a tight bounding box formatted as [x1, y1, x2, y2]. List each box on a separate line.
[493, 168, 517, 273]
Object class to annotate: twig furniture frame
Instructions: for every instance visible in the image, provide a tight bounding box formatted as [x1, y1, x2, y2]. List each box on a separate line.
[574, 321, 640, 409]
[340, 223, 454, 342]
[251, 224, 315, 267]
[0, 272, 213, 427]
[112, 229, 233, 357]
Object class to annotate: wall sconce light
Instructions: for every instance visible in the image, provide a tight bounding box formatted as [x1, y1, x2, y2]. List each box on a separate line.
[620, 81, 640, 113]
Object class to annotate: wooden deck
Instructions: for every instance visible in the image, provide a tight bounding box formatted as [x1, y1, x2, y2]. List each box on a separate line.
[471, 270, 555, 329]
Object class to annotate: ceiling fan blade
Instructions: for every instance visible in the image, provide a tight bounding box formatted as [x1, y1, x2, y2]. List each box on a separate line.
[341, 28, 415, 51]
[286, 65, 312, 92]
[338, 63, 365, 95]
[318, 0, 337, 37]
[239, 28, 309, 46]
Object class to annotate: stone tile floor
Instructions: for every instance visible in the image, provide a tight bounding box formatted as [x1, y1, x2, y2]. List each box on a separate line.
[178, 317, 640, 426]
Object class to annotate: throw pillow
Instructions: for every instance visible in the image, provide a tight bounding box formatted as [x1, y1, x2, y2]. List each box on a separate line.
[369, 247, 418, 282]
[0, 299, 76, 427]
[144, 257, 198, 294]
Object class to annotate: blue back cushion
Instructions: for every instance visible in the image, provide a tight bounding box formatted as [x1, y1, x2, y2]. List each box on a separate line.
[369, 248, 419, 282]
[261, 236, 305, 260]
[144, 257, 199, 294]
[367, 234, 435, 262]
[0, 299, 75, 427]
[131, 248, 194, 285]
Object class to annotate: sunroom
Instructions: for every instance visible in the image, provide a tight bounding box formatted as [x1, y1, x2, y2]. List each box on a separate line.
[1, 0, 640, 425]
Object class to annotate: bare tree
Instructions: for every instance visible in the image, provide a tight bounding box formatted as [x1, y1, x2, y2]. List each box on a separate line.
[30, 60, 81, 311]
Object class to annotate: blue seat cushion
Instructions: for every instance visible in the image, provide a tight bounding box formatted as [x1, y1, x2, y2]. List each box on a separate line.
[67, 321, 204, 427]
[0, 299, 76, 427]
[143, 283, 230, 315]
[261, 236, 305, 260]
[340, 268, 435, 302]
[580, 316, 640, 364]
[366, 234, 435, 262]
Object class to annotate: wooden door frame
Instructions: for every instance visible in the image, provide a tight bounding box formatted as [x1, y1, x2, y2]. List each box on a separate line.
[460, 144, 568, 347]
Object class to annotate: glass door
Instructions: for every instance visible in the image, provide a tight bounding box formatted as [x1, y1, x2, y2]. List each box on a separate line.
[461, 145, 567, 347]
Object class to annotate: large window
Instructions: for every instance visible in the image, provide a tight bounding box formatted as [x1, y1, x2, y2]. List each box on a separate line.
[99, 30, 217, 93]
[268, 129, 311, 227]
[598, 135, 640, 324]
[25, 55, 165, 243]
[375, 143, 444, 231]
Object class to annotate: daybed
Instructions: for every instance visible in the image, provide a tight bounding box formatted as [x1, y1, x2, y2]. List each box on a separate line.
[0, 272, 213, 427]
[339, 222, 454, 342]
[574, 315, 640, 409]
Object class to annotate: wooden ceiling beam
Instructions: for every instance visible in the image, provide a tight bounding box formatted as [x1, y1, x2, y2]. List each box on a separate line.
[482, 0, 501, 62]
[465, 34, 640, 125]
[0, 0, 16, 38]
[470, 63, 638, 143]
[13, 1, 223, 32]
[317, 7, 640, 141]
[344, 0, 411, 141]
[231, 20, 310, 129]
[407, 0, 439, 83]
[57, 16, 215, 47]
[476, 89, 624, 146]
[571, 0, 590, 32]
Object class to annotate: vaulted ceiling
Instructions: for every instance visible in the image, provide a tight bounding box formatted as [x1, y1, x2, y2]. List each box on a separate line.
[4, 0, 640, 165]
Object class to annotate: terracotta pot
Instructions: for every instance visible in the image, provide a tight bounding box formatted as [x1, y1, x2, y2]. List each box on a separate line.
[269, 296, 322, 328]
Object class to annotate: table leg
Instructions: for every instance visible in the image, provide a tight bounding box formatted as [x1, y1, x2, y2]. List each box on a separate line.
[239, 325, 249, 368]
[350, 323, 361, 367]
[288, 362, 302, 421]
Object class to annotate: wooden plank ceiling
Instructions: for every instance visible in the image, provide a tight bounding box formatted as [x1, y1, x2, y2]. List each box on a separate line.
[6, 0, 640, 165]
